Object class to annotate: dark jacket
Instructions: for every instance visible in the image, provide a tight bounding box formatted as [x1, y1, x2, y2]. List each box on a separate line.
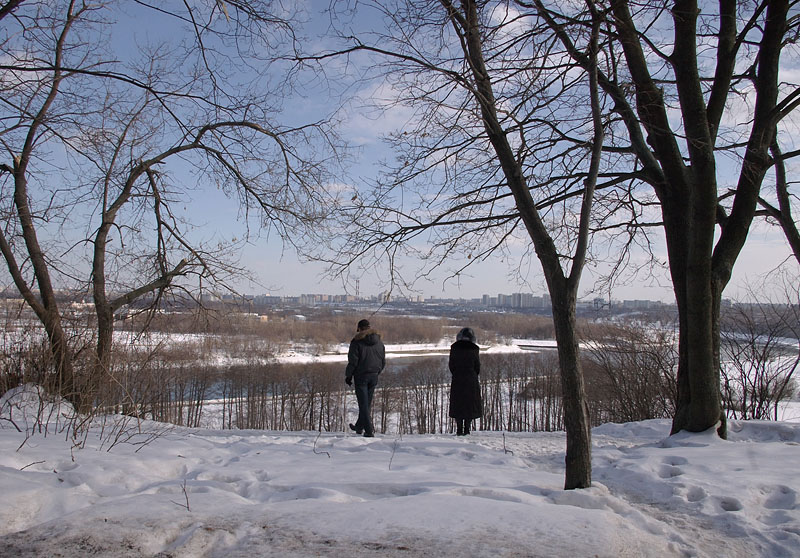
[345, 329, 386, 380]
[448, 339, 482, 419]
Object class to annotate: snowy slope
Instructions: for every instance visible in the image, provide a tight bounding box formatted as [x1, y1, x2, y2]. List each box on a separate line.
[1, 415, 799, 557]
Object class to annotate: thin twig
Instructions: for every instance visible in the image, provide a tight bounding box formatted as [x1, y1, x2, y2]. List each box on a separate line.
[312, 430, 331, 458]
[389, 438, 400, 470]
[20, 460, 45, 471]
[182, 479, 190, 511]
[0, 415, 22, 433]
[503, 432, 514, 456]
[170, 479, 191, 511]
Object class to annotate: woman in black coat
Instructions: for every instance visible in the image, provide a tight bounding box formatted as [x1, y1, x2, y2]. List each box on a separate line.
[449, 327, 482, 435]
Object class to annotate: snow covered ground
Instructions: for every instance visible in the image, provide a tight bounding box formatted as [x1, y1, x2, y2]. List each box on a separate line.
[1, 405, 799, 557]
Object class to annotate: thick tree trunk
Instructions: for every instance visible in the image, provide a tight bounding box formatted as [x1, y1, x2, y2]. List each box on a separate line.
[670, 274, 725, 436]
[664, 193, 724, 436]
[94, 303, 114, 393]
[42, 312, 79, 407]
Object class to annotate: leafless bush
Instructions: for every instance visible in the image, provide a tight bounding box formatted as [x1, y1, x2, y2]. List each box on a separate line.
[0, 325, 53, 396]
[218, 362, 347, 431]
[0, 384, 76, 440]
[512, 353, 564, 432]
[720, 298, 799, 420]
[583, 325, 677, 423]
[480, 352, 563, 432]
[390, 359, 449, 434]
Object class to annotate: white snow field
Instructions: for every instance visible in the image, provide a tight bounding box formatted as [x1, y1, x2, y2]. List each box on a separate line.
[1, 391, 799, 558]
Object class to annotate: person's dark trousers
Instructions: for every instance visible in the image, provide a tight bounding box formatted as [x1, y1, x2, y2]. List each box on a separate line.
[354, 373, 379, 436]
[456, 418, 470, 436]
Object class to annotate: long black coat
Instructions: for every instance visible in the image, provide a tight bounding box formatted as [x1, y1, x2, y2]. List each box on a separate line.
[448, 339, 482, 419]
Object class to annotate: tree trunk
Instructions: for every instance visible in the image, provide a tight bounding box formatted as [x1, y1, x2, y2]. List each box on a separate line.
[42, 312, 78, 407]
[550, 285, 592, 489]
[4, 167, 80, 409]
[663, 186, 724, 436]
[94, 302, 114, 394]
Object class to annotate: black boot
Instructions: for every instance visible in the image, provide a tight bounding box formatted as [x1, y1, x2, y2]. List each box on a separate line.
[349, 423, 363, 435]
[463, 420, 470, 435]
[456, 420, 464, 436]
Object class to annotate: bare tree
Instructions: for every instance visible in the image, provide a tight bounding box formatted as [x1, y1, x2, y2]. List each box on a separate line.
[309, 0, 608, 488]
[529, 0, 800, 437]
[311, 0, 798, 459]
[0, 1, 342, 409]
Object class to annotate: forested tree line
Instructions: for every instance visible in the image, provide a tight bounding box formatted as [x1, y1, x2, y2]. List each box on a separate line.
[115, 307, 558, 344]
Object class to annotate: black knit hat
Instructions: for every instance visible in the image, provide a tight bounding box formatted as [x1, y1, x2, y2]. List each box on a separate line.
[357, 319, 371, 330]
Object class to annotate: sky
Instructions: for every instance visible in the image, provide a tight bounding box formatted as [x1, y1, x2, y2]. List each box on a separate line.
[2, 2, 797, 305]
[1, 383, 799, 557]
[233, 219, 795, 303]
[194, 4, 799, 304]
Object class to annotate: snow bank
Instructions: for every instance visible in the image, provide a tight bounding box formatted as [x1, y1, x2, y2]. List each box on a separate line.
[1, 416, 799, 557]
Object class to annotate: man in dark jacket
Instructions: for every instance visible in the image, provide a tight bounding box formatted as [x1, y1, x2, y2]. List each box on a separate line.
[345, 319, 385, 437]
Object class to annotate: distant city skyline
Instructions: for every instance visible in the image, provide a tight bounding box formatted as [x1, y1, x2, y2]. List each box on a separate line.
[220, 289, 671, 311]
[236, 221, 793, 305]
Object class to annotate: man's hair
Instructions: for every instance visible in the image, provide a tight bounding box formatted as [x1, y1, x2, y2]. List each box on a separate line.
[357, 319, 371, 330]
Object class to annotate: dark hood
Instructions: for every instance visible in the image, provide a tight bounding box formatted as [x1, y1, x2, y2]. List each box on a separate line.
[354, 328, 381, 345]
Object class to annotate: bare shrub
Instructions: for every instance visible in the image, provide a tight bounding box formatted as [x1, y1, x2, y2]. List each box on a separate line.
[0, 325, 54, 397]
[583, 325, 677, 423]
[390, 358, 448, 434]
[480, 352, 563, 432]
[514, 353, 564, 432]
[217, 361, 347, 432]
[720, 299, 799, 420]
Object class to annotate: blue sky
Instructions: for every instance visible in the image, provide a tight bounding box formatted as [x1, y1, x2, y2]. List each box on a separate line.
[3, 1, 796, 305]
[148, 2, 798, 304]
[208, 4, 798, 303]
[230, 223, 794, 302]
